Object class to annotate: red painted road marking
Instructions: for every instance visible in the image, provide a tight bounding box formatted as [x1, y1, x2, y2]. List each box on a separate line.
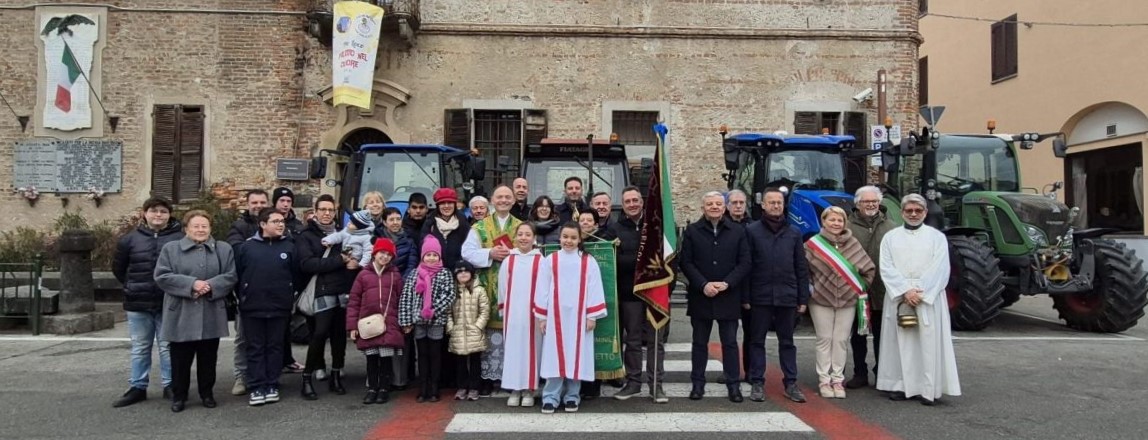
[364, 391, 454, 440]
[708, 342, 898, 440]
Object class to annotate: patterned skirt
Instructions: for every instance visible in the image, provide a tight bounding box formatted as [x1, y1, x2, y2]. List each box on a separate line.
[480, 328, 505, 381]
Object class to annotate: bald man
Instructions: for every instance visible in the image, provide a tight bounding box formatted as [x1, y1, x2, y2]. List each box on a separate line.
[461, 185, 523, 396]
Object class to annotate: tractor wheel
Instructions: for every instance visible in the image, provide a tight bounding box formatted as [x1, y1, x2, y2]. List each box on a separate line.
[946, 236, 1005, 331]
[1000, 288, 1022, 308]
[1052, 239, 1148, 333]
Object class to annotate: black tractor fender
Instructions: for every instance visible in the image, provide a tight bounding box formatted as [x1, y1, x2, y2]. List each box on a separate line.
[942, 226, 987, 238]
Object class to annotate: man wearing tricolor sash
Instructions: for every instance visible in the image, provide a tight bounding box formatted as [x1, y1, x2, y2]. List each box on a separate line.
[461, 186, 522, 396]
[877, 194, 961, 406]
[804, 206, 875, 400]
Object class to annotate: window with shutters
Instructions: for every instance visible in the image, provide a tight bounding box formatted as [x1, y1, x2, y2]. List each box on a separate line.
[991, 14, 1018, 82]
[151, 105, 205, 203]
[611, 110, 660, 160]
[444, 108, 548, 196]
[794, 111, 850, 135]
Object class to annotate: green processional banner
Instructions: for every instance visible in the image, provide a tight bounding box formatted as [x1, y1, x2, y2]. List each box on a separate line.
[541, 241, 624, 380]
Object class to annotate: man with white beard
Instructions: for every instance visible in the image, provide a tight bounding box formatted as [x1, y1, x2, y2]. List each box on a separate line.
[846, 186, 897, 389]
[876, 194, 961, 406]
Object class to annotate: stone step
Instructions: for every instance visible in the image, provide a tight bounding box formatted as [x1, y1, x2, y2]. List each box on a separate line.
[0, 286, 59, 315]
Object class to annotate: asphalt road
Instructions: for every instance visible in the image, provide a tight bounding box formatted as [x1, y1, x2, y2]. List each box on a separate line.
[1, 295, 1145, 440]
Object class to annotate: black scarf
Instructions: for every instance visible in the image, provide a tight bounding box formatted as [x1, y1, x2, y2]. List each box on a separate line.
[763, 214, 785, 233]
[905, 222, 923, 231]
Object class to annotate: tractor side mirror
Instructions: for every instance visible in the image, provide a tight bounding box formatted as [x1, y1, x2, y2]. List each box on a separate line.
[881, 150, 899, 173]
[310, 157, 328, 179]
[1052, 138, 1068, 158]
[722, 138, 739, 171]
[899, 137, 914, 156]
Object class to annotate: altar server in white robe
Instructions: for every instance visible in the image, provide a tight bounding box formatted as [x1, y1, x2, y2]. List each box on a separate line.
[876, 194, 961, 406]
[498, 223, 545, 407]
[533, 223, 607, 413]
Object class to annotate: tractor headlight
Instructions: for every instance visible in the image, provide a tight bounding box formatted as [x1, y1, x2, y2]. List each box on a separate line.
[1023, 223, 1049, 247]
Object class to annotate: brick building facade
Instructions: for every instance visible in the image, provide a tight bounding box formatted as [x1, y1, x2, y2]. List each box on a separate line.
[0, 0, 921, 231]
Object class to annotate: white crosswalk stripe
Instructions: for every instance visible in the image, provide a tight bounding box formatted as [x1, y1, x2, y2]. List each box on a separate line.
[444, 340, 818, 436]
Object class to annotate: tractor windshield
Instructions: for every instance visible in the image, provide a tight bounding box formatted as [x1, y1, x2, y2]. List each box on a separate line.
[359, 151, 442, 206]
[765, 149, 845, 191]
[934, 138, 1020, 196]
[523, 158, 627, 204]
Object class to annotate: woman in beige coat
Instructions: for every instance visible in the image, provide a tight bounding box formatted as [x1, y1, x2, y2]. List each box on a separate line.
[805, 207, 875, 400]
[447, 262, 490, 401]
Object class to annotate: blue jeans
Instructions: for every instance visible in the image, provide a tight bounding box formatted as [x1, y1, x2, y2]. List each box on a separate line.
[127, 310, 171, 390]
[542, 378, 582, 406]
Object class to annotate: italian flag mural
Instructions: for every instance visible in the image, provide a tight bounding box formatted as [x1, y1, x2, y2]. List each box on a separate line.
[40, 13, 98, 131]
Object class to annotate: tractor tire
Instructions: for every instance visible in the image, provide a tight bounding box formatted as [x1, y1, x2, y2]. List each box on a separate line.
[1052, 239, 1148, 333]
[1000, 289, 1022, 308]
[946, 236, 1005, 331]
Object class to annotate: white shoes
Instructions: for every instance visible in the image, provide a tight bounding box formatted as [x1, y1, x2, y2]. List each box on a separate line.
[506, 390, 522, 407]
[520, 393, 535, 407]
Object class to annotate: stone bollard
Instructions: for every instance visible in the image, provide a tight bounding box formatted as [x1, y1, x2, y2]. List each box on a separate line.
[57, 229, 97, 314]
[42, 229, 114, 334]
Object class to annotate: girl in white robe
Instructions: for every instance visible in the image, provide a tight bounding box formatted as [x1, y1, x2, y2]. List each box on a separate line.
[498, 223, 545, 407]
[533, 224, 607, 413]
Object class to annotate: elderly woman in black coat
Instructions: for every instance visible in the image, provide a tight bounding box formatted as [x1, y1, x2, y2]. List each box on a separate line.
[679, 191, 751, 403]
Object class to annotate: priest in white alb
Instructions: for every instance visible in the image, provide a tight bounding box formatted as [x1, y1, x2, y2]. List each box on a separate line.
[876, 193, 961, 406]
[533, 225, 607, 413]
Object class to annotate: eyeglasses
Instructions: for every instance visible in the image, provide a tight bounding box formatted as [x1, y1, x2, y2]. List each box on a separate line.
[316, 208, 336, 213]
[729, 201, 746, 205]
[903, 208, 925, 215]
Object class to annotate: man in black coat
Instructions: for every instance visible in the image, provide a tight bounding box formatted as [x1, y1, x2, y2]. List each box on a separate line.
[111, 197, 185, 407]
[744, 188, 809, 404]
[271, 187, 306, 236]
[554, 176, 590, 224]
[509, 177, 531, 221]
[402, 192, 430, 245]
[680, 191, 751, 403]
[609, 186, 669, 403]
[722, 189, 753, 383]
[227, 189, 270, 248]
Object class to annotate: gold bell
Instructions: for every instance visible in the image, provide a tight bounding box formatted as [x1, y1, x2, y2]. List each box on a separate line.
[897, 302, 919, 328]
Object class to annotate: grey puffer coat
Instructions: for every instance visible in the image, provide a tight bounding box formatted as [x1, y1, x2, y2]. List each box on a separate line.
[155, 237, 237, 343]
[447, 284, 490, 355]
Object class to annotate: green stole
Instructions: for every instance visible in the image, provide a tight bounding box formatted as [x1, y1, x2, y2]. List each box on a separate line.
[475, 214, 522, 329]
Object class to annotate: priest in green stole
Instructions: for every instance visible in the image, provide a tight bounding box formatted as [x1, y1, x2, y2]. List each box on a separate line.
[462, 185, 522, 395]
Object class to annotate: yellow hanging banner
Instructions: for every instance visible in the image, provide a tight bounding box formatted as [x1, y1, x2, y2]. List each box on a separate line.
[331, 1, 384, 109]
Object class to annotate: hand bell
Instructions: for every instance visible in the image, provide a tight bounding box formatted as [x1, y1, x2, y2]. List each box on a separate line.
[897, 302, 918, 328]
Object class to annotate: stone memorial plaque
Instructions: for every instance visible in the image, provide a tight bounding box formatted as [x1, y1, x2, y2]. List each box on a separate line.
[12, 139, 122, 193]
[14, 141, 58, 189]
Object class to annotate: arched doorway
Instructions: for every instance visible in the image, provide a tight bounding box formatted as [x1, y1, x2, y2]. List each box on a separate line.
[340, 128, 393, 153]
[1061, 102, 1148, 233]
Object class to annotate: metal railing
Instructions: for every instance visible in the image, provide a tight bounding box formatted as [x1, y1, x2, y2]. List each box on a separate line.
[0, 255, 45, 335]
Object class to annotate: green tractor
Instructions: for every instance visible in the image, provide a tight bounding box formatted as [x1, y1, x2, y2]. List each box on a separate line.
[881, 125, 1148, 332]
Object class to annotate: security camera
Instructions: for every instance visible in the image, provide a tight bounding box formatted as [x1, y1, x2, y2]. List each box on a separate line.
[852, 88, 874, 103]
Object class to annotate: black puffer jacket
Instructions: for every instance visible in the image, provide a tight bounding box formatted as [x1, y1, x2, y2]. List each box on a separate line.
[419, 212, 472, 270]
[226, 212, 259, 248]
[609, 214, 644, 303]
[113, 220, 185, 312]
[236, 232, 299, 318]
[296, 220, 360, 298]
[745, 219, 811, 307]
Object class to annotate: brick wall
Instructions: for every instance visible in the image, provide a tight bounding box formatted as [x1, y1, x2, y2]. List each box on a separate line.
[0, 0, 918, 230]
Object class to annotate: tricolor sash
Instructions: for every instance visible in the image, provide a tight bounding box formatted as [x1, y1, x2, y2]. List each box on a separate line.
[807, 234, 872, 335]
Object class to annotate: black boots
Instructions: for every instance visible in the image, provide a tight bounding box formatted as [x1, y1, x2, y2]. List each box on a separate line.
[330, 369, 346, 395]
[301, 373, 318, 400]
[113, 387, 147, 408]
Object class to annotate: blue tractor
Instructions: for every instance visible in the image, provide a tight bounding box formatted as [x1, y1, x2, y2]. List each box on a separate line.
[312, 144, 485, 216]
[721, 131, 862, 239]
